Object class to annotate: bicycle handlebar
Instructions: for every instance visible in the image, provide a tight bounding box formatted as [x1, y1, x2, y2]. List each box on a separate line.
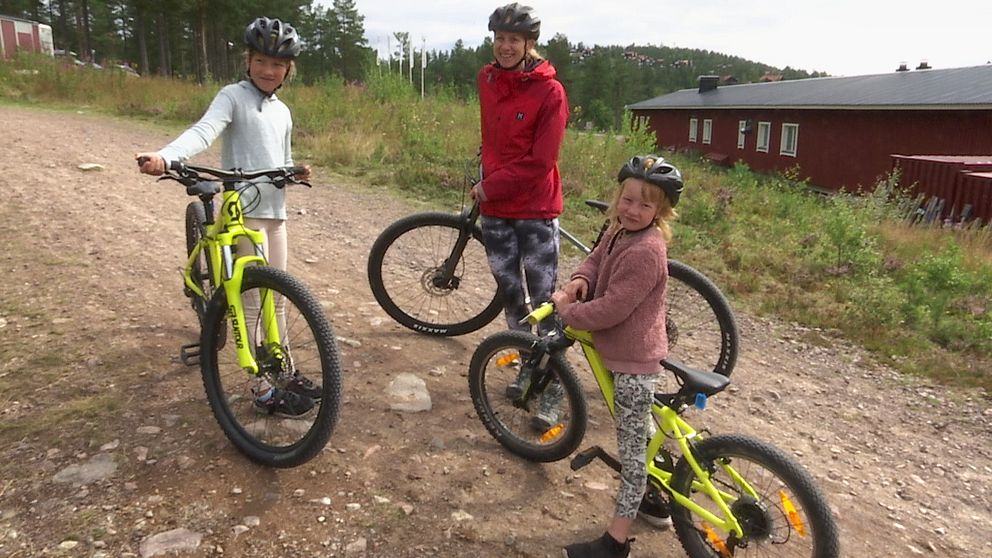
[137, 157, 311, 190]
[522, 302, 556, 326]
[165, 160, 309, 183]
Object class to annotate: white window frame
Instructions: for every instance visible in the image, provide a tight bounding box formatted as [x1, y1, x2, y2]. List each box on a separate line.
[780, 123, 799, 157]
[702, 119, 713, 144]
[756, 121, 771, 153]
[688, 117, 698, 142]
[737, 120, 747, 149]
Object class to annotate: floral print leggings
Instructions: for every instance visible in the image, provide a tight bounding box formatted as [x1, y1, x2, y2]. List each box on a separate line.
[614, 372, 658, 518]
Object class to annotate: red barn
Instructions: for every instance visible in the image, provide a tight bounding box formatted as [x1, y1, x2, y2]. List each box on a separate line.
[628, 65, 992, 194]
[0, 15, 54, 59]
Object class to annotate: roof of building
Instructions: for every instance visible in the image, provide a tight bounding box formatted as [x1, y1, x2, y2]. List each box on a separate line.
[628, 64, 992, 110]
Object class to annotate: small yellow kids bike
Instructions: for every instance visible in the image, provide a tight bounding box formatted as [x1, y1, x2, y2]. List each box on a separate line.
[149, 160, 342, 468]
[469, 302, 839, 557]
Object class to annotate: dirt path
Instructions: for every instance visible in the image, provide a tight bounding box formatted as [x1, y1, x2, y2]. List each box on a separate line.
[0, 104, 989, 558]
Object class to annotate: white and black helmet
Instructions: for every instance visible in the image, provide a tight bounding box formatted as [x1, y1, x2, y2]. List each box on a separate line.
[617, 155, 685, 207]
[488, 3, 541, 40]
[244, 17, 301, 58]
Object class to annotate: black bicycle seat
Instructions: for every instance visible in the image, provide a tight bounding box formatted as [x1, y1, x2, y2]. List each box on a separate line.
[661, 359, 730, 396]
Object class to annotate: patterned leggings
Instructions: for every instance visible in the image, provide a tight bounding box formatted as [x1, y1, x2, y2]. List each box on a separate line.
[614, 372, 658, 518]
[480, 216, 559, 334]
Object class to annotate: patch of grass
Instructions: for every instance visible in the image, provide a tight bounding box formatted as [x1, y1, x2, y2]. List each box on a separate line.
[0, 393, 122, 439]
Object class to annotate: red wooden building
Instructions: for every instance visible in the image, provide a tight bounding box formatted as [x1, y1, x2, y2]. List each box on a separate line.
[0, 15, 53, 59]
[628, 65, 992, 197]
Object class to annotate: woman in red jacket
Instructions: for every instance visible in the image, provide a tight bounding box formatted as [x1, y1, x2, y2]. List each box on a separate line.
[471, 2, 570, 431]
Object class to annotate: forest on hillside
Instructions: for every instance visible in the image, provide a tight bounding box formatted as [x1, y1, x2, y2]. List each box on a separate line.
[0, 0, 825, 130]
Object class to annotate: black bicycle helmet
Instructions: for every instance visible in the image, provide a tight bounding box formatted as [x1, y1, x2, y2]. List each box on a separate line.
[244, 17, 301, 58]
[617, 155, 684, 207]
[488, 3, 541, 40]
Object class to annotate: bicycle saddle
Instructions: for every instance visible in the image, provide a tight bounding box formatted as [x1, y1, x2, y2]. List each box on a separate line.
[661, 359, 730, 397]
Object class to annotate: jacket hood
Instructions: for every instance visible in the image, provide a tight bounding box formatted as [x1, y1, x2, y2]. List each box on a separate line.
[486, 59, 557, 100]
[487, 59, 557, 82]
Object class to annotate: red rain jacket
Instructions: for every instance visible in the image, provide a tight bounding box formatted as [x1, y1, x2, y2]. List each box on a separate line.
[477, 60, 569, 219]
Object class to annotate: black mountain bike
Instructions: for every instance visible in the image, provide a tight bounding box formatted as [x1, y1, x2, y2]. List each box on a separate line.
[368, 196, 739, 378]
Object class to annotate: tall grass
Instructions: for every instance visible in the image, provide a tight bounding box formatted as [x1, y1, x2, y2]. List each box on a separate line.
[2, 57, 989, 391]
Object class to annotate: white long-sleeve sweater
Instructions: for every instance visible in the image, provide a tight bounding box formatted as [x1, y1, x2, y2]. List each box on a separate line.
[158, 80, 294, 220]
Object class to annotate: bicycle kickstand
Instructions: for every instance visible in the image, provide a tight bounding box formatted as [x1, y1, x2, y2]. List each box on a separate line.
[180, 343, 200, 366]
[570, 445, 622, 474]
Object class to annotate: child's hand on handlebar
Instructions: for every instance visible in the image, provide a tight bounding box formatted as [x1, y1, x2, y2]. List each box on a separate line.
[551, 289, 573, 308]
[559, 277, 589, 305]
[293, 164, 312, 182]
[135, 152, 166, 176]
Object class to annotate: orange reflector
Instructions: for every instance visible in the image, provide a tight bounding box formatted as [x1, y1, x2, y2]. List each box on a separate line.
[496, 353, 520, 367]
[780, 490, 806, 537]
[539, 423, 564, 442]
[702, 523, 732, 558]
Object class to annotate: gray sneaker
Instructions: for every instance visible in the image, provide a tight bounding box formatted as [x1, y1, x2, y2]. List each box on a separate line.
[530, 381, 564, 431]
[504, 360, 530, 399]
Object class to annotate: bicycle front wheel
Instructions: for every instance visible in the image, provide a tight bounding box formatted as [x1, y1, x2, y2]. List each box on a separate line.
[185, 201, 214, 326]
[670, 434, 840, 558]
[200, 266, 343, 468]
[666, 260, 739, 377]
[367, 212, 503, 336]
[468, 331, 587, 462]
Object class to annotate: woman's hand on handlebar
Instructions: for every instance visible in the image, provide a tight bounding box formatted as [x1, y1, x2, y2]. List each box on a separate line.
[135, 152, 166, 176]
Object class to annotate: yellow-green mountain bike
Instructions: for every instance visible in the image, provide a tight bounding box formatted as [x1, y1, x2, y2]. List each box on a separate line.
[469, 302, 839, 557]
[150, 160, 342, 468]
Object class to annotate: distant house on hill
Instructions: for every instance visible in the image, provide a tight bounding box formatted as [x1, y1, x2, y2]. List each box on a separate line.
[627, 64, 992, 201]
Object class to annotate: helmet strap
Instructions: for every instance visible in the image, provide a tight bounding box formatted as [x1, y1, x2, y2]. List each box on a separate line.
[495, 55, 526, 70]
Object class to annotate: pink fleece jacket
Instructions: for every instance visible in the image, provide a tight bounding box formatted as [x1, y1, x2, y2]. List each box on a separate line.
[558, 225, 668, 374]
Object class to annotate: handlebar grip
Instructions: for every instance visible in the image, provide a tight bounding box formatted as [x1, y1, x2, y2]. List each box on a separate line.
[524, 302, 556, 326]
[169, 160, 185, 172]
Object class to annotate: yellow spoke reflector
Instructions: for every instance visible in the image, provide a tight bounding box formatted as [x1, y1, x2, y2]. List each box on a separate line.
[539, 423, 564, 442]
[780, 490, 807, 537]
[496, 353, 520, 367]
[702, 523, 732, 558]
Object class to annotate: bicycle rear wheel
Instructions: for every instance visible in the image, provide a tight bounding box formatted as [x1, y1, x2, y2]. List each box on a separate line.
[666, 260, 739, 377]
[670, 434, 840, 558]
[199, 266, 343, 468]
[368, 212, 503, 336]
[185, 201, 213, 326]
[468, 331, 587, 462]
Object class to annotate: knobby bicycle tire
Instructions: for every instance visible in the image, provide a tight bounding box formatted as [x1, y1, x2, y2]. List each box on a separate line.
[666, 260, 739, 377]
[669, 434, 840, 558]
[184, 201, 213, 326]
[468, 331, 588, 462]
[367, 212, 503, 336]
[199, 266, 343, 468]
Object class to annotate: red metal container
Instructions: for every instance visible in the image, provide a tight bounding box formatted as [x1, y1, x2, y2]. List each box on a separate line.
[890, 155, 992, 221]
[957, 172, 992, 224]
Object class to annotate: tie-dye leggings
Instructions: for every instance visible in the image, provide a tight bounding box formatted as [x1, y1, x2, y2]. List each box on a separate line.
[480, 216, 559, 334]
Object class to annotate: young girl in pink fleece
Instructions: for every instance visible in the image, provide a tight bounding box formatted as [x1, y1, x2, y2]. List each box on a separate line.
[553, 155, 685, 558]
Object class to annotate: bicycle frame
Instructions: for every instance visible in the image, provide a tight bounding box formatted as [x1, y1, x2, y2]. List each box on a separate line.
[526, 302, 749, 540]
[183, 186, 277, 375]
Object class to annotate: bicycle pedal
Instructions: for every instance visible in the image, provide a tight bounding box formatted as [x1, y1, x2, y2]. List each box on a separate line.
[569, 445, 622, 473]
[180, 343, 200, 366]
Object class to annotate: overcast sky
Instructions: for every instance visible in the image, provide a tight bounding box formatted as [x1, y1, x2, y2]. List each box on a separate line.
[340, 0, 987, 77]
